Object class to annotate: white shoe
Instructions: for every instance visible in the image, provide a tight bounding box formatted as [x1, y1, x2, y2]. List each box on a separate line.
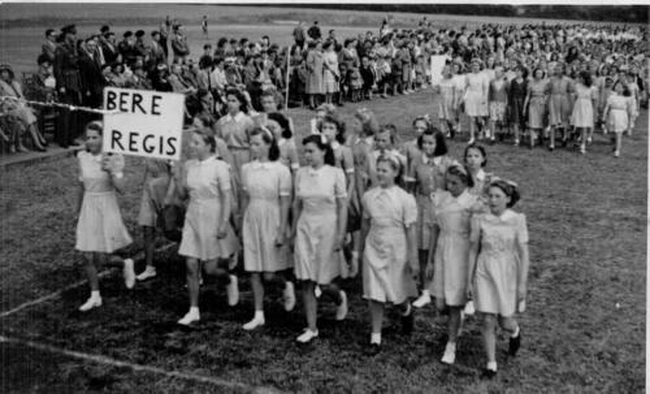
[463, 300, 475, 316]
[467, 138, 475, 145]
[335, 291, 348, 321]
[614, 150, 620, 158]
[136, 266, 157, 281]
[314, 285, 322, 298]
[177, 310, 200, 326]
[412, 292, 432, 308]
[242, 315, 265, 331]
[123, 258, 136, 289]
[296, 329, 319, 343]
[78, 297, 102, 312]
[227, 275, 239, 306]
[441, 342, 456, 365]
[283, 282, 296, 312]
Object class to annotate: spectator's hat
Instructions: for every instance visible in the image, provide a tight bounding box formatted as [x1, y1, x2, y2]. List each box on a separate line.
[123, 30, 133, 38]
[135, 30, 145, 38]
[61, 24, 77, 36]
[37, 53, 52, 66]
[0, 63, 14, 78]
[100, 25, 110, 35]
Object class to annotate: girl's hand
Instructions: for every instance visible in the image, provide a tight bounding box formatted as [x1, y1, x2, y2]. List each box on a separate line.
[217, 224, 228, 239]
[334, 235, 346, 252]
[425, 262, 434, 282]
[274, 234, 284, 247]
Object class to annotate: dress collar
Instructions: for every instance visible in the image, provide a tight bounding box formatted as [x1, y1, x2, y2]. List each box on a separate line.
[251, 160, 273, 170]
[492, 208, 516, 221]
[476, 169, 486, 181]
[225, 111, 244, 123]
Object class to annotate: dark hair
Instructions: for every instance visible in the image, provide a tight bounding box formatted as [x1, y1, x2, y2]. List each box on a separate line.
[267, 112, 292, 140]
[579, 71, 592, 87]
[45, 28, 55, 37]
[464, 143, 487, 167]
[489, 179, 520, 208]
[353, 109, 379, 137]
[412, 116, 431, 131]
[446, 165, 474, 189]
[377, 124, 398, 145]
[376, 153, 405, 188]
[86, 120, 103, 136]
[302, 134, 335, 166]
[196, 113, 215, 130]
[532, 67, 545, 79]
[417, 128, 448, 157]
[319, 114, 346, 144]
[194, 128, 216, 153]
[225, 88, 248, 113]
[37, 53, 51, 66]
[250, 127, 280, 161]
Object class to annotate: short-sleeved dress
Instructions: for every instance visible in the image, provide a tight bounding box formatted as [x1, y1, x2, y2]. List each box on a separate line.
[242, 160, 292, 272]
[137, 159, 171, 227]
[527, 79, 548, 129]
[178, 156, 238, 261]
[408, 154, 456, 249]
[571, 83, 595, 128]
[508, 78, 528, 129]
[76, 151, 132, 253]
[605, 94, 631, 134]
[547, 76, 572, 127]
[437, 77, 456, 121]
[294, 165, 349, 284]
[471, 209, 528, 317]
[431, 190, 481, 306]
[322, 50, 340, 94]
[464, 72, 487, 117]
[215, 111, 255, 179]
[362, 186, 418, 304]
[349, 136, 374, 230]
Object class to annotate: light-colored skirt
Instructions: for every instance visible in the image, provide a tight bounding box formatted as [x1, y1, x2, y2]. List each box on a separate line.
[76, 192, 132, 253]
[243, 199, 291, 272]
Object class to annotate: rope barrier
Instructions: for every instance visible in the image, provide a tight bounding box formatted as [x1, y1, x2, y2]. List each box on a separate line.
[0, 95, 124, 116]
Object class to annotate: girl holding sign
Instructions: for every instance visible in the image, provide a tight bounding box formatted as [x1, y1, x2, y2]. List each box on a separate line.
[467, 179, 529, 378]
[75, 121, 136, 312]
[173, 128, 240, 326]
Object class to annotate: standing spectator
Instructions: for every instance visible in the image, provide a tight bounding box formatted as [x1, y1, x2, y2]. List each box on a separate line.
[360, 55, 375, 100]
[118, 31, 138, 68]
[321, 41, 339, 105]
[171, 25, 190, 64]
[99, 30, 119, 66]
[199, 44, 213, 70]
[79, 36, 106, 118]
[41, 29, 58, 64]
[54, 24, 82, 148]
[308, 21, 322, 42]
[134, 30, 148, 61]
[305, 41, 324, 110]
[147, 30, 167, 72]
[293, 21, 307, 49]
[202, 15, 208, 37]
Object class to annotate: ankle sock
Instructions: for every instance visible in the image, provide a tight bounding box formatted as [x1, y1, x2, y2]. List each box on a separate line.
[487, 361, 497, 371]
[371, 333, 382, 345]
[91, 290, 101, 300]
[511, 325, 520, 338]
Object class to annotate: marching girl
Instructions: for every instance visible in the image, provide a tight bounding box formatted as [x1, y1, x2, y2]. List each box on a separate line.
[265, 112, 300, 174]
[240, 127, 296, 330]
[450, 62, 466, 137]
[508, 66, 528, 147]
[371, 124, 407, 185]
[319, 113, 356, 276]
[75, 121, 136, 312]
[407, 129, 456, 308]
[602, 80, 633, 158]
[523, 67, 548, 149]
[546, 63, 572, 151]
[463, 59, 489, 145]
[293, 134, 349, 343]
[467, 179, 530, 378]
[570, 71, 597, 155]
[173, 128, 240, 326]
[134, 158, 171, 281]
[401, 116, 430, 177]
[435, 65, 459, 139]
[624, 71, 640, 136]
[487, 66, 509, 143]
[464, 143, 493, 202]
[427, 165, 482, 365]
[358, 153, 419, 354]
[348, 109, 379, 273]
[215, 88, 256, 207]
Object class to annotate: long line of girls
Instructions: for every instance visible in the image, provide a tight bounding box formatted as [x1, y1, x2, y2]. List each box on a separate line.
[74, 91, 529, 378]
[431, 57, 640, 158]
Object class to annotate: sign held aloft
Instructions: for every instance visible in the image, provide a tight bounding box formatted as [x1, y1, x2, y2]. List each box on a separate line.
[102, 87, 184, 160]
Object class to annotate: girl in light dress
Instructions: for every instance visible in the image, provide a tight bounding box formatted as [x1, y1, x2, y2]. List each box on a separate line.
[624, 71, 640, 136]
[467, 179, 530, 379]
[173, 129, 240, 326]
[408, 129, 456, 309]
[570, 71, 597, 155]
[435, 65, 458, 139]
[464, 143, 493, 202]
[523, 68, 548, 149]
[322, 41, 340, 105]
[75, 121, 136, 312]
[546, 63, 573, 150]
[265, 112, 300, 175]
[463, 60, 489, 145]
[358, 153, 419, 354]
[371, 125, 407, 186]
[427, 165, 482, 365]
[602, 80, 633, 158]
[401, 116, 429, 177]
[293, 134, 349, 344]
[487, 66, 509, 143]
[240, 127, 296, 330]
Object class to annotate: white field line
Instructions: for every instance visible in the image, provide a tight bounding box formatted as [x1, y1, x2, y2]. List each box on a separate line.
[0, 242, 177, 319]
[0, 334, 281, 393]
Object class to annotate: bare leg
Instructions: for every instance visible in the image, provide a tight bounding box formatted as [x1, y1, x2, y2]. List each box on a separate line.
[302, 281, 317, 331]
[370, 300, 384, 335]
[186, 258, 200, 307]
[448, 306, 463, 344]
[84, 252, 100, 292]
[250, 272, 264, 312]
[482, 313, 498, 364]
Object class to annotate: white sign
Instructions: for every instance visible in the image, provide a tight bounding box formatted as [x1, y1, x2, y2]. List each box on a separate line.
[430, 55, 447, 86]
[102, 87, 184, 160]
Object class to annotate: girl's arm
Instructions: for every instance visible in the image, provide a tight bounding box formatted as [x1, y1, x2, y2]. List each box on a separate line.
[466, 216, 481, 299]
[357, 217, 370, 257]
[277, 196, 291, 246]
[76, 180, 85, 216]
[425, 224, 440, 281]
[218, 184, 232, 239]
[343, 150, 356, 200]
[335, 196, 348, 251]
[516, 216, 530, 307]
[406, 224, 419, 279]
[523, 84, 531, 111]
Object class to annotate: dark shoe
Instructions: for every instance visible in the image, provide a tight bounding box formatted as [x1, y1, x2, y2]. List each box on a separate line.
[481, 368, 497, 379]
[366, 343, 381, 356]
[508, 330, 521, 357]
[401, 310, 414, 336]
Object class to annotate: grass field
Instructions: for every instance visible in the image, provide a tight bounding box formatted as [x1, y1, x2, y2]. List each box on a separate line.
[1, 84, 646, 392]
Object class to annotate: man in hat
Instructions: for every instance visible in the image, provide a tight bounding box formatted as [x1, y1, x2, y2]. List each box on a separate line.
[134, 30, 148, 60]
[42, 29, 58, 64]
[118, 31, 139, 68]
[54, 24, 82, 148]
[99, 30, 119, 66]
[147, 30, 167, 72]
[79, 36, 106, 111]
[307, 21, 321, 42]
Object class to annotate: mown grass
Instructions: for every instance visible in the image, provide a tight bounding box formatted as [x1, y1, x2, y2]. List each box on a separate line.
[1, 88, 646, 393]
